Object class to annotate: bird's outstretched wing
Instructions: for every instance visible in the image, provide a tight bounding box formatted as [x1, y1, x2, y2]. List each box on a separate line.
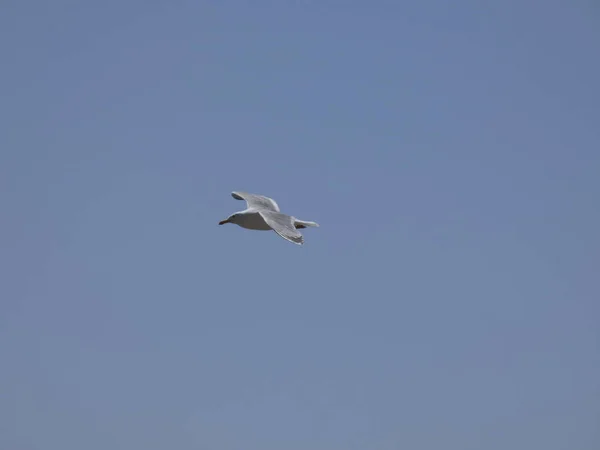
[231, 192, 280, 212]
[259, 211, 304, 245]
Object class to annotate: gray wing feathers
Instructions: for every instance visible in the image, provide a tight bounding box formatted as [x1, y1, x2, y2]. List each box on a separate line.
[259, 211, 304, 245]
[231, 192, 280, 212]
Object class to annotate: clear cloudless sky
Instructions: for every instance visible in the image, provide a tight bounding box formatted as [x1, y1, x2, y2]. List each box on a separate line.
[1, 1, 598, 449]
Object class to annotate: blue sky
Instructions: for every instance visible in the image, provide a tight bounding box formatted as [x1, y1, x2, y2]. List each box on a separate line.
[1, 1, 598, 449]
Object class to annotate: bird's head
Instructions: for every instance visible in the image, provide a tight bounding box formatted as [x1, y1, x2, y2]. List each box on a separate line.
[219, 213, 238, 225]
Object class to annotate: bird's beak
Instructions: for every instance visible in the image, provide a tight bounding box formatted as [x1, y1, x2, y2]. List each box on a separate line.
[219, 219, 229, 225]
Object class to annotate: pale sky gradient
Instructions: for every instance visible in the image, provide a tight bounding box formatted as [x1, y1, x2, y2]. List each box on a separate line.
[1, 1, 599, 449]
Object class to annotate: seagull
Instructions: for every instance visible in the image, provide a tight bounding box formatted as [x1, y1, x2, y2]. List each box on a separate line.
[219, 191, 319, 245]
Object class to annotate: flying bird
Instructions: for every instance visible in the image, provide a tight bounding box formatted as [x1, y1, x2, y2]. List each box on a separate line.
[219, 191, 319, 245]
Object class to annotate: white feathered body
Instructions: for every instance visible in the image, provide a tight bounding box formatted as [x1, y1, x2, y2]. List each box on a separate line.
[220, 191, 319, 245]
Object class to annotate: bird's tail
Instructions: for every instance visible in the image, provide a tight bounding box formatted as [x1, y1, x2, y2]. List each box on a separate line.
[294, 219, 319, 229]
